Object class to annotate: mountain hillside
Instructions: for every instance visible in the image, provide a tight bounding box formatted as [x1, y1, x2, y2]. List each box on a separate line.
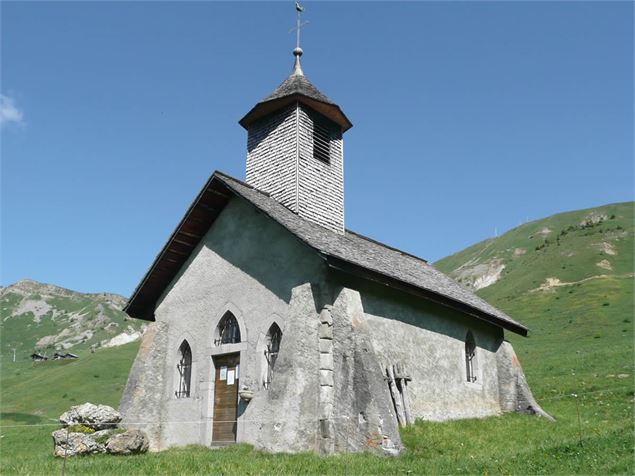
[436, 201, 633, 297]
[435, 201, 634, 400]
[0, 280, 145, 360]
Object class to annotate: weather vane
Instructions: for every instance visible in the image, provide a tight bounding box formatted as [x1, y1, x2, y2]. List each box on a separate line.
[291, 2, 308, 51]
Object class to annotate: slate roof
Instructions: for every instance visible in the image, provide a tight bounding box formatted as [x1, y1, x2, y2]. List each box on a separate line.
[238, 71, 353, 132]
[262, 73, 336, 105]
[124, 170, 528, 336]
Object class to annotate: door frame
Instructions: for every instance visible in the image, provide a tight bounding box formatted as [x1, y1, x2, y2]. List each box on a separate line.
[209, 349, 242, 445]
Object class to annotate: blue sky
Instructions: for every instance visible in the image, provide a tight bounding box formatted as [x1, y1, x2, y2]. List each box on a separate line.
[2, 1, 633, 296]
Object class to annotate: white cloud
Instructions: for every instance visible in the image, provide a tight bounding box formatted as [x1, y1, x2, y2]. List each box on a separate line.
[0, 94, 24, 127]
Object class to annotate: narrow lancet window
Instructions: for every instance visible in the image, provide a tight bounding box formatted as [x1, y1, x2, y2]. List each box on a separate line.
[465, 331, 477, 383]
[215, 312, 241, 345]
[176, 340, 192, 398]
[264, 323, 282, 389]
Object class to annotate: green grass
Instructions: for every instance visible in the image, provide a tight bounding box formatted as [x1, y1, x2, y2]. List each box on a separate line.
[1, 343, 139, 423]
[1, 202, 634, 474]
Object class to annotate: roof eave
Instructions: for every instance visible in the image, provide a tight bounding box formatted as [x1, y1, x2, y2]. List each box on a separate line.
[123, 173, 234, 321]
[323, 255, 529, 337]
[239, 94, 353, 132]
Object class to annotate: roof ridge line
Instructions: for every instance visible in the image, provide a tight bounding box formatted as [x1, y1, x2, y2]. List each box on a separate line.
[217, 172, 430, 266]
[214, 171, 271, 198]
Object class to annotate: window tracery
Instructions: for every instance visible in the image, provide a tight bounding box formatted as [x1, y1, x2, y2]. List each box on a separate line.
[215, 312, 241, 345]
[264, 323, 282, 389]
[176, 340, 192, 398]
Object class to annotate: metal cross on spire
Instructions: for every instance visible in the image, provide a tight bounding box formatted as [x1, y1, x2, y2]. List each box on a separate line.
[290, 2, 308, 76]
[293, 2, 307, 49]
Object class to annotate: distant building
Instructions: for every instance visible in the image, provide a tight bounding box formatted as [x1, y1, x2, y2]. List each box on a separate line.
[53, 352, 78, 360]
[30, 353, 47, 362]
[120, 44, 549, 454]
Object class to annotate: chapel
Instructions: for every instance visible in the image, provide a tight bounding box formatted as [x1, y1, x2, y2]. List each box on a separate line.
[119, 34, 549, 455]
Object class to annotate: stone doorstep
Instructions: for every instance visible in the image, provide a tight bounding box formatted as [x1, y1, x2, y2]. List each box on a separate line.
[209, 441, 236, 449]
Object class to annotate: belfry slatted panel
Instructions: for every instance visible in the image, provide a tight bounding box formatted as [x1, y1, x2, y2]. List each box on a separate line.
[313, 116, 332, 163]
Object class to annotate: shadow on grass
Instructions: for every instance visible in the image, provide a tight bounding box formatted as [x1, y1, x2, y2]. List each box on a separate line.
[0, 412, 46, 425]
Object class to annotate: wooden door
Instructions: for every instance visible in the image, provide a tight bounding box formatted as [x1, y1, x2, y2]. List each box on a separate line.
[212, 353, 240, 444]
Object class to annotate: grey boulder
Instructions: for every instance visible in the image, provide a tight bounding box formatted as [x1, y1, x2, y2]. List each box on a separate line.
[59, 402, 122, 430]
[105, 430, 149, 455]
[52, 429, 106, 457]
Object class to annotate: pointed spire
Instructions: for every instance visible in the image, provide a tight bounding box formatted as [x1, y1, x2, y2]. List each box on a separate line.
[238, 1, 352, 133]
[292, 2, 306, 76]
[292, 47, 304, 76]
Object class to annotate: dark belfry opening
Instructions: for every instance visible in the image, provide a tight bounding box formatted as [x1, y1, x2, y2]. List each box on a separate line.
[264, 323, 282, 389]
[311, 111, 341, 164]
[176, 340, 192, 398]
[216, 312, 241, 345]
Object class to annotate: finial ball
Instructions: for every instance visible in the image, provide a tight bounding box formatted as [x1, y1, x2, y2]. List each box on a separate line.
[293, 47, 303, 57]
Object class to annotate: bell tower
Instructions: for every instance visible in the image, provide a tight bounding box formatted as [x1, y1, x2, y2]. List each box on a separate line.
[239, 42, 352, 233]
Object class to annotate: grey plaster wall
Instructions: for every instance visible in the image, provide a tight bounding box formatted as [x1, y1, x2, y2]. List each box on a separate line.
[122, 196, 328, 450]
[239, 283, 323, 452]
[496, 341, 554, 421]
[330, 288, 402, 455]
[119, 321, 169, 451]
[341, 278, 505, 422]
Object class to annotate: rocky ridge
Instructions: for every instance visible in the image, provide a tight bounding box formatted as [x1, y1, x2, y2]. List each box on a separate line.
[0, 279, 145, 359]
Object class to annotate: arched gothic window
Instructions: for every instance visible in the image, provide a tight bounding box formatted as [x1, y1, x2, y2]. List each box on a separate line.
[465, 331, 478, 383]
[215, 312, 241, 345]
[264, 323, 282, 389]
[176, 340, 192, 398]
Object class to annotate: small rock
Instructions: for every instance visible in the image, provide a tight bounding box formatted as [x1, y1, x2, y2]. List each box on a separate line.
[105, 430, 149, 455]
[59, 402, 121, 430]
[52, 429, 106, 457]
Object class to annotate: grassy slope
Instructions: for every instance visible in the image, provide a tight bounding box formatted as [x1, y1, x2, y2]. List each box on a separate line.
[1, 203, 633, 475]
[1, 344, 139, 424]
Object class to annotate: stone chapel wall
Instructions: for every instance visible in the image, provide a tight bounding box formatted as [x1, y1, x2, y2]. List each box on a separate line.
[328, 277, 506, 428]
[361, 291, 504, 421]
[131, 196, 327, 450]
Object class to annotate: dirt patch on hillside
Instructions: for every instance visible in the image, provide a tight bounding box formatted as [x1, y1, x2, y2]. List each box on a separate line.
[596, 259, 613, 271]
[581, 212, 607, 226]
[531, 273, 634, 292]
[13, 299, 53, 323]
[595, 241, 617, 256]
[454, 259, 506, 291]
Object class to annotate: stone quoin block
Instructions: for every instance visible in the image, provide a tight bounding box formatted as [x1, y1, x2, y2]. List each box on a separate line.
[319, 385, 334, 403]
[319, 369, 334, 386]
[319, 402, 334, 420]
[319, 308, 333, 324]
[318, 339, 333, 354]
[319, 419, 334, 439]
[319, 322, 333, 340]
[319, 353, 334, 370]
